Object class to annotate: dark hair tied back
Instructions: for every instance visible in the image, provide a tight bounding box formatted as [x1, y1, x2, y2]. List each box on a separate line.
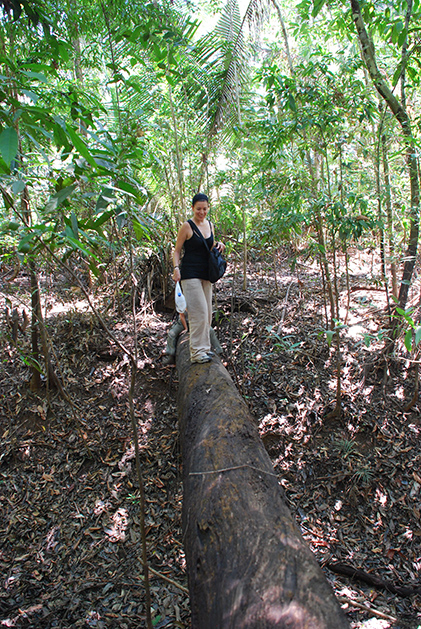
[192, 193, 209, 206]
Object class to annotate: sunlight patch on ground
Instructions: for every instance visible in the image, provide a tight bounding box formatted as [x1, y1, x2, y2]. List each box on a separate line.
[359, 620, 391, 628]
[327, 377, 337, 392]
[395, 386, 405, 400]
[346, 324, 366, 340]
[338, 586, 392, 629]
[374, 487, 388, 507]
[94, 499, 110, 516]
[104, 507, 129, 542]
[46, 299, 90, 316]
[408, 423, 421, 437]
[276, 274, 300, 286]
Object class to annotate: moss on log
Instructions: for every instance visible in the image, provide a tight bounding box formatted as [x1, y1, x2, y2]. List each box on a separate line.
[176, 335, 349, 629]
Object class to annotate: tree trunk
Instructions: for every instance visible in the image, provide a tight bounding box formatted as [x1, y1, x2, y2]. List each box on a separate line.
[176, 336, 349, 629]
[69, 0, 87, 137]
[29, 259, 41, 392]
[270, 0, 294, 76]
[315, 209, 336, 327]
[242, 204, 247, 291]
[381, 132, 398, 299]
[168, 82, 186, 216]
[350, 0, 420, 311]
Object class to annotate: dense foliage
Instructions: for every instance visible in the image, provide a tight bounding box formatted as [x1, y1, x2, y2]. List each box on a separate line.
[0, 0, 419, 281]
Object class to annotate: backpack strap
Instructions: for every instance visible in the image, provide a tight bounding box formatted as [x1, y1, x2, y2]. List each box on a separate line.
[208, 220, 215, 248]
[188, 219, 211, 251]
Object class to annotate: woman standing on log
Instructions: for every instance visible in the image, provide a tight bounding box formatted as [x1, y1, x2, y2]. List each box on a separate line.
[173, 193, 225, 364]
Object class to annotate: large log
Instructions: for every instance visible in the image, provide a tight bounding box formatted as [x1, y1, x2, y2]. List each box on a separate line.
[176, 335, 349, 629]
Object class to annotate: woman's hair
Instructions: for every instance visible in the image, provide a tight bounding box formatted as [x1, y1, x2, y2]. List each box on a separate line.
[192, 192, 209, 206]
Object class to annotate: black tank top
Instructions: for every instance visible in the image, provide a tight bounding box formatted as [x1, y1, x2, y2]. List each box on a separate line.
[180, 220, 214, 281]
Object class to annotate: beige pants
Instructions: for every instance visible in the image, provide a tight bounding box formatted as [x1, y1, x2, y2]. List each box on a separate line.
[181, 278, 212, 361]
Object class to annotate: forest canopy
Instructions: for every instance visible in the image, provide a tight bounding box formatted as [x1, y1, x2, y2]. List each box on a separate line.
[0, 0, 420, 307]
[1, 0, 421, 325]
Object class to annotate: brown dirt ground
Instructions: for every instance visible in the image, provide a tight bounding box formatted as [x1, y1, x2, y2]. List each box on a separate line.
[1, 248, 420, 628]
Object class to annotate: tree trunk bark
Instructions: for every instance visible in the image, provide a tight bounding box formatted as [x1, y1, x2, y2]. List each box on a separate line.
[350, 0, 420, 311]
[270, 0, 294, 76]
[29, 258, 41, 392]
[381, 132, 398, 299]
[176, 336, 349, 629]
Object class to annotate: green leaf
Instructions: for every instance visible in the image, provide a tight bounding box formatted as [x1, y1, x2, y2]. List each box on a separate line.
[398, 29, 407, 47]
[312, 0, 326, 17]
[132, 218, 150, 240]
[66, 236, 99, 260]
[325, 329, 334, 347]
[288, 93, 296, 112]
[22, 90, 39, 103]
[22, 356, 43, 371]
[0, 187, 12, 208]
[404, 329, 412, 353]
[71, 211, 79, 239]
[407, 65, 418, 82]
[415, 327, 421, 347]
[115, 180, 142, 198]
[21, 70, 47, 83]
[89, 209, 114, 231]
[1, 220, 19, 233]
[53, 122, 70, 151]
[66, 126, 97, 167]
[88, 259, 101, 278]
[391, 21, 404, 46]
[0, 127, 18, 166]
[12, 180, 26, 194]
[11, 1, 22, 19]
[95, 189, 115, 212]
[58, 43, 70, 63]
[114, 209, 125, 230]
[18, 233, 35, 253]
[21, 62, 52, 75]
[45, 185, 76, 213]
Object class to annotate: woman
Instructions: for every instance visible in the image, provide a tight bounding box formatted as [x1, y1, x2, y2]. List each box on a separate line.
[173, 193, 225, 363]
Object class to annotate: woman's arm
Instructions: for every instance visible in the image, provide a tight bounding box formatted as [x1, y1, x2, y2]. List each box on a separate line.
[173, 222, 190, 282]
[210, 222, 226, 253]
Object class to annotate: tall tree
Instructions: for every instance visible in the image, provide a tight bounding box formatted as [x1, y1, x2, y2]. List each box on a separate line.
[349, 0, 419, 312]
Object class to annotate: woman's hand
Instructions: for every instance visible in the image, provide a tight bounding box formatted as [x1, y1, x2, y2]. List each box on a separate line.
[173, 267, 181, 283]
[215, 241, 226, 253]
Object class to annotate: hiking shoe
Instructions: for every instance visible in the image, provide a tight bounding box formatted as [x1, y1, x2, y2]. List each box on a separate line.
[192, 355, 211, 364]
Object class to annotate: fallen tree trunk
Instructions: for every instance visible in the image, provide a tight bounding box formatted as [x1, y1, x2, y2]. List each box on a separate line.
[176, 335, 349, 629]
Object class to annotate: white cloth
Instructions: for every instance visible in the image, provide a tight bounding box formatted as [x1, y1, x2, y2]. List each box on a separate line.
[181, 278, 212, 361]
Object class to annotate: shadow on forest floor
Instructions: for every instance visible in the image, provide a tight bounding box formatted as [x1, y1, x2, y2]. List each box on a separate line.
[1, 246, 420, 628]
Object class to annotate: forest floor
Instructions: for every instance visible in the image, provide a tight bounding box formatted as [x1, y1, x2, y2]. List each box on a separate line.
[1, 247, 421, 629]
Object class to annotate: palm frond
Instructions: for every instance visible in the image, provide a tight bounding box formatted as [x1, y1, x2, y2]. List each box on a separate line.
[184, 0, 271, 187]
